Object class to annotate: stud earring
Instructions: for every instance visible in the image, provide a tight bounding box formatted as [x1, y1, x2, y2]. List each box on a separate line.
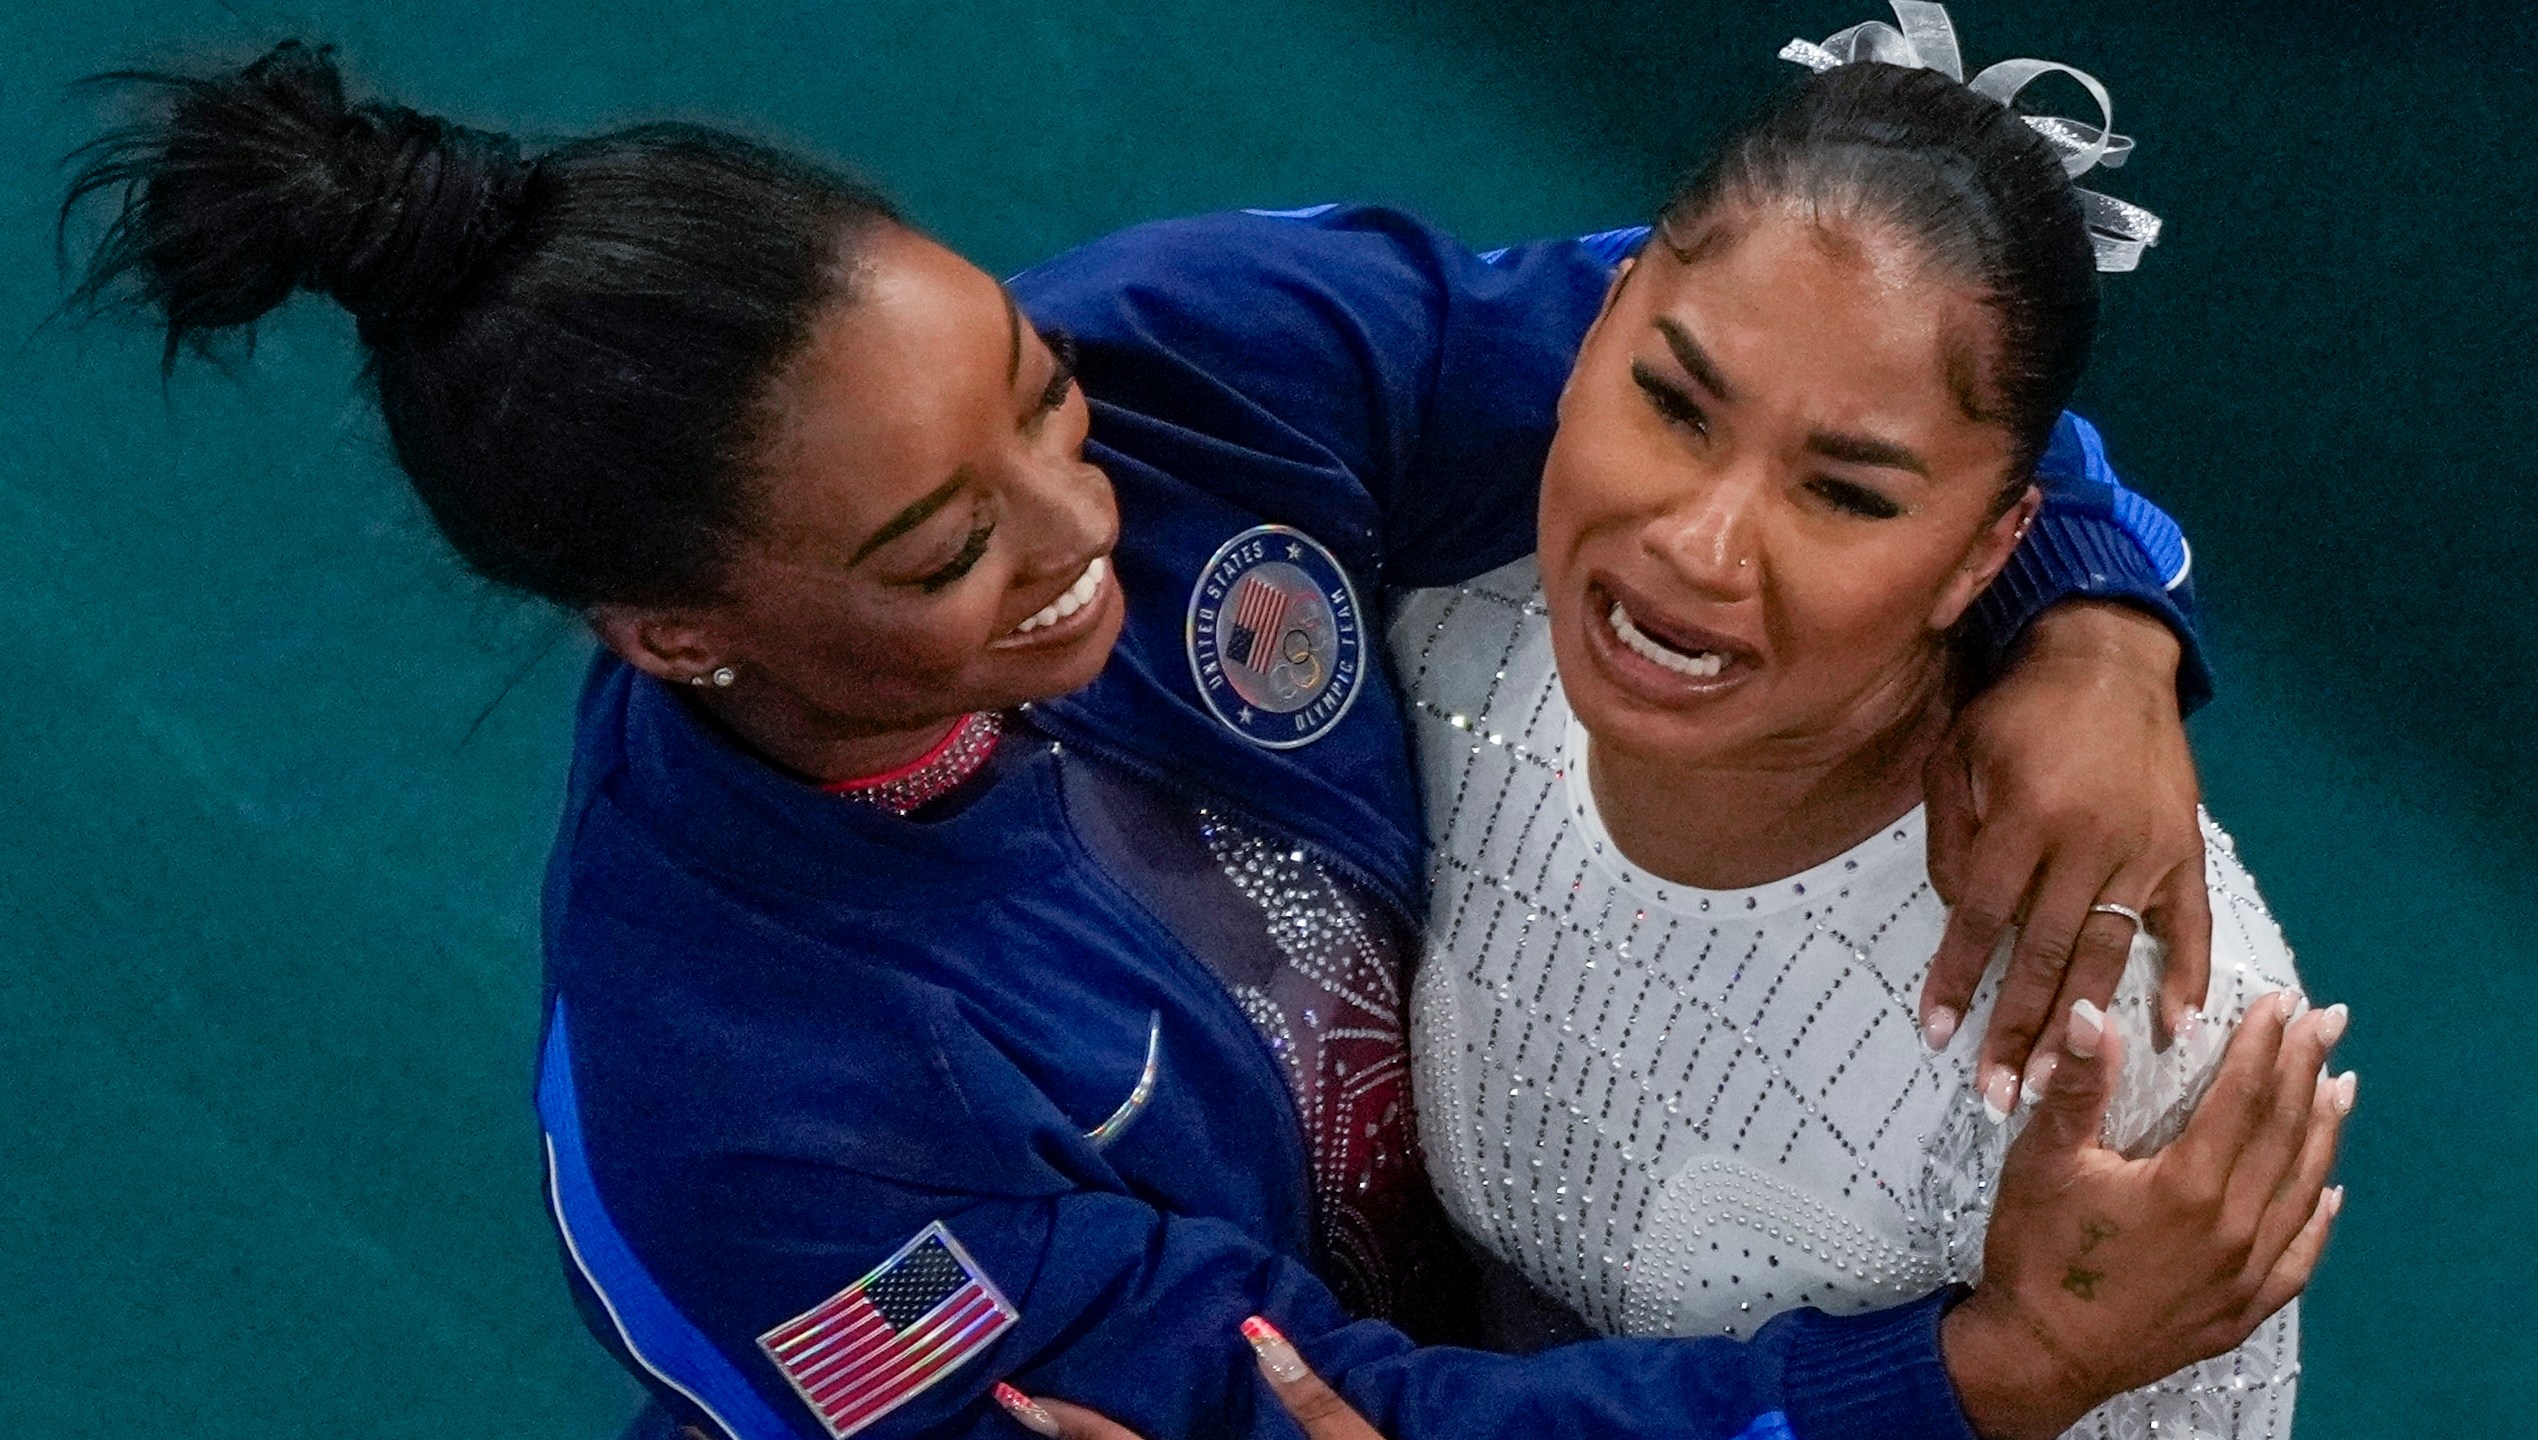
[689, 666, 737, 688]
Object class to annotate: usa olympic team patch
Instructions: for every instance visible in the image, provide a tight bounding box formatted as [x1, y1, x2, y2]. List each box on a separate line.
[1186, 525, 1366, 749]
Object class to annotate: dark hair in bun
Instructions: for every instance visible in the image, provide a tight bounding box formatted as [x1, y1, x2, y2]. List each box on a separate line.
[1659, 62, 2099, 487]
[63, 41, 901, 608]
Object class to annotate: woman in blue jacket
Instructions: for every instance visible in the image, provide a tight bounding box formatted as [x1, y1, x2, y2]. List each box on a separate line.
[64, 40, 2334, 1440]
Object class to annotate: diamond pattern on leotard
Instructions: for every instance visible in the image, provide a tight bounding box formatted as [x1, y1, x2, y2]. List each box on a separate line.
[1392, 557, 2304, 1440]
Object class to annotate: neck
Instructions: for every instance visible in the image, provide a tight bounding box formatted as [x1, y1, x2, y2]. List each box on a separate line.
[1588, 655, 1950, 891]
[688, 684, 974, 788]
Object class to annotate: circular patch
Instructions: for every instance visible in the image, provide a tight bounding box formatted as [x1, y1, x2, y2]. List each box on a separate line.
[1186, 525, 1366, 750]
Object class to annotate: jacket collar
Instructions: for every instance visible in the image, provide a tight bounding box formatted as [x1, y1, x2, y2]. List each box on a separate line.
[587, 656, 1072, 908]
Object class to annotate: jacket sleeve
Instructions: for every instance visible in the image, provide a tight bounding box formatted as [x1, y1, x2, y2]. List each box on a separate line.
[1969, 412, 2215, 714]
[619, 1158, 1983, 1440]
[1009, 204, 1613, 590]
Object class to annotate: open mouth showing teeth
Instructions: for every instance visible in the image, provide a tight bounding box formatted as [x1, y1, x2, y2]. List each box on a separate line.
[1013, 555, 1108, 635]
[1609, 600, 1730, 679]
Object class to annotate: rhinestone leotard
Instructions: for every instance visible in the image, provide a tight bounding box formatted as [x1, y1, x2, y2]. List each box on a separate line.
[1391, 557, 2307, 1440]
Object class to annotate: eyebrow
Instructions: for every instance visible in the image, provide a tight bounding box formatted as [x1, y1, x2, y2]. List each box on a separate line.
[851, 473, 969, 566]
[1651, 316, 1740, 404]
[1806, 429, 1930, 477]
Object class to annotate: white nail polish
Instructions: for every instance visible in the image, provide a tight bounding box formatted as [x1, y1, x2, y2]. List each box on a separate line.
[2316, 1003, 2350, 1047]
[1982, 1068, 2017, 1124]
[2335, 1071, 2358, 1114]
[1922, 1006, 1960, 1052]
[2067, 998, 2105, 1059]
[2021, 1053, 2059, 1106]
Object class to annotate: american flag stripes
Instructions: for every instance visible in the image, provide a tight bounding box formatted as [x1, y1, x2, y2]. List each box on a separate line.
[757, 1223, 1018, 1439]
[1228, 573, 1295, 673]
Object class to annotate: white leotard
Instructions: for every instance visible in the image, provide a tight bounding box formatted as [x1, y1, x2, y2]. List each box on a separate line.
[1395, 557, 2302, 1440]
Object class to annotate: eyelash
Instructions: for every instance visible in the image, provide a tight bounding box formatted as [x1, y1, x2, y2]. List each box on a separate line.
[1632, 362, 1903, 521]
[1033, 328, 1079, 419]
[1807, 478, 1904, 521]
[919, 517, 995, 592]
[913, 331, 1078, 593]
[1631, 362, 1708, 435]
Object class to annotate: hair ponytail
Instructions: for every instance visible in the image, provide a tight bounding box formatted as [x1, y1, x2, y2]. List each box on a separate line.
[64, 42, 535, 354]
[63, 41, 900, 609]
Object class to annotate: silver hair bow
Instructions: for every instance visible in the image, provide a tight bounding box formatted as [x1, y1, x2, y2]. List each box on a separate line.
[1780, 1, 2162, 272]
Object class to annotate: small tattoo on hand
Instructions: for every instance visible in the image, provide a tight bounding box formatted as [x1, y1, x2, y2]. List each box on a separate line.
[2062, 1264, 2105, 1300]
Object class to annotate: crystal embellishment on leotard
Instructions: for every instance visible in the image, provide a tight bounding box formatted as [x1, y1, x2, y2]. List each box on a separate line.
[825, 711, 1002, 815]
[1197, 807, 1428, 1319]
[1389, 556, 2305, 1437]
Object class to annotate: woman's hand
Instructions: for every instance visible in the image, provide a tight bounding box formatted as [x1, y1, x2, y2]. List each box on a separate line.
[1942, 992, 2354, 1440]
[1923, 601, 2211, 1114]
[992, 1317, 1380, 1440]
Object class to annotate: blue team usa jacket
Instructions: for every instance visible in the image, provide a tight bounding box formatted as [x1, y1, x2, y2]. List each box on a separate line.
[538, 206, 2201, 1440]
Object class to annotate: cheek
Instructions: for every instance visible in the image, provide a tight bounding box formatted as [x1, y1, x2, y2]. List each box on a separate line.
[754, 578, 1008, 713]
[1540, 396, 1670, 560]
[1763, 533, 1960, 683]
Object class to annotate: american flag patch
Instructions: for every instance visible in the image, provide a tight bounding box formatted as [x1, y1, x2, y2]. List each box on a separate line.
[1228, 573, 1295, 673]
[757, 1223, 1018, 1439]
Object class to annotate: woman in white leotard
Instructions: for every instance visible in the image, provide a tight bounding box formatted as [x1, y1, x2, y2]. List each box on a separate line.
[1399, 24, 2349, 1440]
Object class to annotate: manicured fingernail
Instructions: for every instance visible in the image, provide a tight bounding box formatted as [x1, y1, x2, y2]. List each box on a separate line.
[2066, 998, 2105, 1059]
[2325, 1184, 2346, 1216]
[1922, 1005, 1960, 1051]
[2315, 1003, 2349, 1047]
[992, 1383, 1064, 1438]
[2275, 991, 2299, 1021]
[2334, 1071, 2358, 1114]
[1241, 1316, 1307, 1383]
[2021, 1052, 2060, 1106]
[2176, 1007, 2203, 1043]
[1982, 1066, 2018, 1124]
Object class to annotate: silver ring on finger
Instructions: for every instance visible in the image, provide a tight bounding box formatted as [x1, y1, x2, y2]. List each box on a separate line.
[2088, 900, 2146, 932]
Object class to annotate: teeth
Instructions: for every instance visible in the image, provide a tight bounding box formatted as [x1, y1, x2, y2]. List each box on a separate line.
[1015, 555, 1108, 634]
[1609, 600, 1727, 679]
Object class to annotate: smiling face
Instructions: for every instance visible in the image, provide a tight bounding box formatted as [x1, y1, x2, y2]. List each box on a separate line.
[1540, 200, 2041, 774]
[611, 227, 1124, 741]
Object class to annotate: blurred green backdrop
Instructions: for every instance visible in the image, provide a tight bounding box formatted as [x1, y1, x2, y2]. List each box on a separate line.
[5, 1, 2530, 1435]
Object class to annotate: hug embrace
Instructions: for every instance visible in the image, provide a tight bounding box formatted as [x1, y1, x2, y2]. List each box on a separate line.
[64, 5, 2352, 1439]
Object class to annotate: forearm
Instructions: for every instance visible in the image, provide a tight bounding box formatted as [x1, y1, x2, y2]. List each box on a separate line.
[2013, 602, 2182, 694]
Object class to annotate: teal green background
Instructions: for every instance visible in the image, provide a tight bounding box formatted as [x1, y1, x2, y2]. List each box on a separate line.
[6, 2, 2530, 1435]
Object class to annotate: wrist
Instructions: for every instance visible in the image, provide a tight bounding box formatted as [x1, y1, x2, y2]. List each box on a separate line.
[1939, 1288, 2099, 1440]
[2020, 601, 2182, 680]
[2018, 601, 2181, 682]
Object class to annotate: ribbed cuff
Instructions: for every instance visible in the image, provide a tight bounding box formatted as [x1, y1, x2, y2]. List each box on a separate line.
[1777, 1289, 1981, 1440]
[1967, 509, 2215, 716]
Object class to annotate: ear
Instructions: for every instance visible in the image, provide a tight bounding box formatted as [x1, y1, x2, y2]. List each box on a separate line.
[1927, 483, 2043, 632]
[587, 603, 726, 686]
